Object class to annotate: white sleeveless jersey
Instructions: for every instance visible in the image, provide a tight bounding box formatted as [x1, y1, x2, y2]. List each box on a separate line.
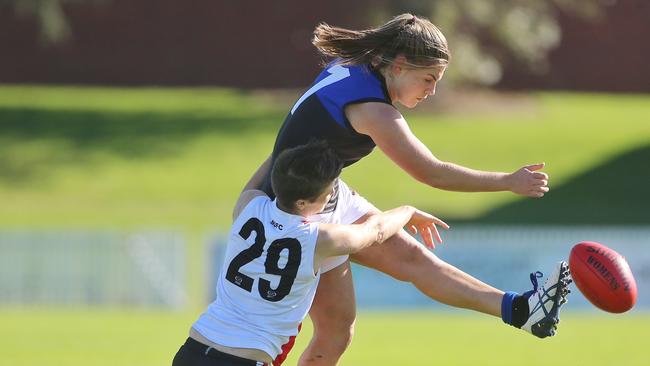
[193, 195, 320, 360]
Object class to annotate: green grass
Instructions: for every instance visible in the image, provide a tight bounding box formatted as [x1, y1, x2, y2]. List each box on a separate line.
[1, 85, 649, 230]
[1, 86, 649, 365]
[349, 92, 650, 220]
[2, 308, 649, 365]
[0, 85, 285, 231]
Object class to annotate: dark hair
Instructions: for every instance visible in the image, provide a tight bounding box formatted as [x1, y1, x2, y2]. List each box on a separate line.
[312, 13, 449, 69]
[271, 140, 343, 211]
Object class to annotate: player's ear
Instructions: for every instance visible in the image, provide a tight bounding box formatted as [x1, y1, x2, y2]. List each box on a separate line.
[295, 199, 307, 211]
[392, 54, 407, 75]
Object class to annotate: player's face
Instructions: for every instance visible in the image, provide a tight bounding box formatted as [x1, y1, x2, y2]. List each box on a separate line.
[388, 63, 446, 109]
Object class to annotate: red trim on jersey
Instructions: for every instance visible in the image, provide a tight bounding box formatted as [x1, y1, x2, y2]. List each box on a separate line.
[273, 323, 302, 366]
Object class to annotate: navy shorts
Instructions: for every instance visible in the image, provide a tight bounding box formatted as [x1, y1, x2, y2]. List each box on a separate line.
[172, 337, 267, 366]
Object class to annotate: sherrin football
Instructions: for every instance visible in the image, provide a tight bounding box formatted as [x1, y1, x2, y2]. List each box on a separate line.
[569, 241, 637, 313]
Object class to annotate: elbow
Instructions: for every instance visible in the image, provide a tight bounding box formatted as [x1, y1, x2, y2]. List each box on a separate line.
[355, 218, 386, 252]
[414, 170, 446, 189]
[408, 160, 448, 189]
[425, 161, 459, 190]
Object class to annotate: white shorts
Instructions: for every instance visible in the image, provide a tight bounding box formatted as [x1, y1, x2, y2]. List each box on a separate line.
[307, 179, 373, 273]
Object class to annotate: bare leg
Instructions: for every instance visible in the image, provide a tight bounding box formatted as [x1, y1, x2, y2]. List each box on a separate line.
[298, 214, 505, 365]
[298, 261, 356, 366]
[351, 213, 504, 317]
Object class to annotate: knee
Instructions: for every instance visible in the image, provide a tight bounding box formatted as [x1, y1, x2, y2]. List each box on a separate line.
[331, 318, 355, 349]
[390, 248, 425, 282]
[384, 233, 444, 282]
[312, 309, 356, 349]
[326, 320, 355, 351]
[299, 319, 354, 365]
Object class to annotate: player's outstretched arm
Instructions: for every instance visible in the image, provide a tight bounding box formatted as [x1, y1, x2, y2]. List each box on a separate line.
[316, 206, 449, 261]
[347, 102, 549, 198]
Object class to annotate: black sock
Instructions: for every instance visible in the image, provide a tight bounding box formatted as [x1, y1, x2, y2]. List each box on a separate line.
[511, 295, 530, 328]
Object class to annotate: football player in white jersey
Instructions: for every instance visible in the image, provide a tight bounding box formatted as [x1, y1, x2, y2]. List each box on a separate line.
[172, 140, 449, 366]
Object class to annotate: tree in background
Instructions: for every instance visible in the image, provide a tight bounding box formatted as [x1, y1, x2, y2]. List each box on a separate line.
[379, 0, 613, 85]
[5, 0, 614, 85]
[3, 0, 107, 45]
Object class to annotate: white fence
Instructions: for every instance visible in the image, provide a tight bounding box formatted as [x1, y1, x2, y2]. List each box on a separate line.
[3, 226, 646, 311]
[0, 231, 186, 308]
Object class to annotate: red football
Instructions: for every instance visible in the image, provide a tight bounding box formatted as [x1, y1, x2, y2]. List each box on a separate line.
[569, 241, 637, 313]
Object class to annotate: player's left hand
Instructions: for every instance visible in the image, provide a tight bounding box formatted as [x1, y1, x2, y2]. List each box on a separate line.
[406, 209, 449, 249]
[508, 163, 550, 198]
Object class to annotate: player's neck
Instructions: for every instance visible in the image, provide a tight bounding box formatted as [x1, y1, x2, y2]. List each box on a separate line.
[276, 201, 303, 217]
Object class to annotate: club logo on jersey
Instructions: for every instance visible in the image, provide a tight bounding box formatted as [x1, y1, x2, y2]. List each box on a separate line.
[267, 290, 277, 299]
[270, 219, 284, 231]
[234, 275, 243, 286]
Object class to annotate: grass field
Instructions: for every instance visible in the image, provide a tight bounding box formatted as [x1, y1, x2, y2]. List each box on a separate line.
[2, 308, 649, 365]
[1, 85, 649, 365]
[1, 85, 649, 229]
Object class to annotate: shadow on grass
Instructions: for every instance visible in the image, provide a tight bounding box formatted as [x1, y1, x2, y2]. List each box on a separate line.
[0, 107, 285, 183]
[0, 107, 285, 142]
[470, 144, 650, 225]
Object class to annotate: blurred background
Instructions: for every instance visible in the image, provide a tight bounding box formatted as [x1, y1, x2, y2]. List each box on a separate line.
[1, 0, 649, 365]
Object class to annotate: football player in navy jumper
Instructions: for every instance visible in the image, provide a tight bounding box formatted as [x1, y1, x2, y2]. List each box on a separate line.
[248, 14, 572, 366]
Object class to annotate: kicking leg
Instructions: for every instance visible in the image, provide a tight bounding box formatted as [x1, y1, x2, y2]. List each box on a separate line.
[351, 226, 504, 317]
[351, 211, 571, 337]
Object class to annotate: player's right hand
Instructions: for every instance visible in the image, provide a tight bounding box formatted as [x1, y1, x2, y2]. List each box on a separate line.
[406, 209, 449, 249]
[509, 163, 550, 198]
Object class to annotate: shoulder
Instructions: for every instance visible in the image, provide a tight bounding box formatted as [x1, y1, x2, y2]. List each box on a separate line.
[347, 102, 400, 121]
[317, 63, 388, 101]
[346, 102, 403, 135]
